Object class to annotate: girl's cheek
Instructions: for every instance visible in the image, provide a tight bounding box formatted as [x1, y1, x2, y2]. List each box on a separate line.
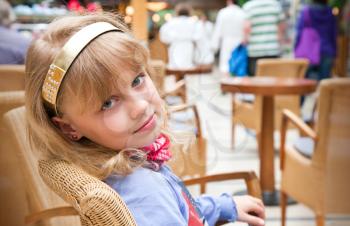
[102, 110, 130, 133]
[151, 91, 162, 109]
[145, 81, 162, 105]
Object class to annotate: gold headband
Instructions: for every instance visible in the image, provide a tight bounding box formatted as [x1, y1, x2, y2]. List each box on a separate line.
[42, 22, 121, 115]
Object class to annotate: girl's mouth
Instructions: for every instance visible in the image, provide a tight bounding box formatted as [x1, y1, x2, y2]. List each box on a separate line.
[134, 114, 157, 133]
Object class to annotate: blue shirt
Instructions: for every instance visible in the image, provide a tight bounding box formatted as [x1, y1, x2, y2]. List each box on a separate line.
[105, 165, 238, 226]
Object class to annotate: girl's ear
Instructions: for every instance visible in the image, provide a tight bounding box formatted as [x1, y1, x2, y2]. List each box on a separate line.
[51, 117, 83, 141]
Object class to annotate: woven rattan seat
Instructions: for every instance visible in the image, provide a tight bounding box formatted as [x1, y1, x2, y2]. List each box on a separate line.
[38, 159, 137, 226]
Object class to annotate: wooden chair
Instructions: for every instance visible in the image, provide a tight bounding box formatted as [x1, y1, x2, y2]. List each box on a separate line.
[232, 58, 308, 148]
[3, 107, 81, 226]
[149, 32, 168, 64]
[0, 91, 25, 226]
[280, 78, 350, 226]
[166, 65, 212, 102]
[166, 103, 262, 205]
[149, 59, 186, 100]
[149, 59, 166, 93]
[333, 35, 349, 77]
[167, 104, 207, 180]
[0, 64, 25, 91]
[4, 106, 262, 226]
[0, 64, 26, 226]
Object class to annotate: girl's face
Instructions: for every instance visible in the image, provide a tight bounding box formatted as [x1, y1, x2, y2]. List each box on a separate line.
[54, 69, 163, 150]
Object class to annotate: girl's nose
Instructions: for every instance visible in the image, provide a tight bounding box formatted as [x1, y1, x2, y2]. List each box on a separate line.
[128, 97, 148, 119]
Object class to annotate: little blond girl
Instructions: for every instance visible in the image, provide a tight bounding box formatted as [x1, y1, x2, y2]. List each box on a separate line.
[25, 13, 265, 226]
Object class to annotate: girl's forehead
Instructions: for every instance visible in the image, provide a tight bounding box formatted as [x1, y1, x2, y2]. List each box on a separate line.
[106, 66, 145, 90]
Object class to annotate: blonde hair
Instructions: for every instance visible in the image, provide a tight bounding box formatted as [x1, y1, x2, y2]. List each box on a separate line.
[25, 12, 166, 179]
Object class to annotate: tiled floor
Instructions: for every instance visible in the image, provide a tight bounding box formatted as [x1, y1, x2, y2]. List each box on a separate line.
[165, 68, 350, 226]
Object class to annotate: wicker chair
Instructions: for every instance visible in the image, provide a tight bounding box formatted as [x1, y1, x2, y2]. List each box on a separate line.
[232, 58, 308, 148]
[280, 78, 350, 226]
[4, 106, 262, 226]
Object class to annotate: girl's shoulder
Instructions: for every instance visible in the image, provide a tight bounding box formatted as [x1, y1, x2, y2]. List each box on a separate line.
[105, 167, 163, 189]
[104, 166, 180, 194]
[105, 167, 188, 225]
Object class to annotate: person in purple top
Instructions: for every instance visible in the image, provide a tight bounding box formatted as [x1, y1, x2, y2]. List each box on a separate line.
[0, 0, 30, 64]
[295, 0, 337, 81]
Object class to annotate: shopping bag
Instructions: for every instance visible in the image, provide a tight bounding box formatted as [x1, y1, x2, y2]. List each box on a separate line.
[229, 44, 248, 76]
[295, 7, 321, 65]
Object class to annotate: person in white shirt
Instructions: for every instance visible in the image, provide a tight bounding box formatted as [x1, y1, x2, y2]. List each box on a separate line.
[160, 3, 201, 69]
[212, 0, 248, 73]
[194, 14, 215, 66]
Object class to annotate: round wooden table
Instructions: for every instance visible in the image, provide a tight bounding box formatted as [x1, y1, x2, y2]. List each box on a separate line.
[166, 65, 213, 80]
[221, 77, 317, 205]
[166, 65, 212, 101]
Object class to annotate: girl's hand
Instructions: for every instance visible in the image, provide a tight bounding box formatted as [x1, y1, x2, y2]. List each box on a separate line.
[233, 195, 265, 226]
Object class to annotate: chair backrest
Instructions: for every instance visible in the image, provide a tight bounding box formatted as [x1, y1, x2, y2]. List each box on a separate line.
[255, 58, 309, 129]
[256, 58, 308, 79]
[167, 105, 207, 179]
[38, 159, 137, 226]
[313, 78, 350, 213]
[149, 33, 168, 63]
[0, 64, 25, 91]
[3, 106, 81, 226]
[0, 91, 26, 226]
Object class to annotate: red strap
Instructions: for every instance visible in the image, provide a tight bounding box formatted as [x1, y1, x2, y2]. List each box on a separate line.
[182, 192, 204, 226]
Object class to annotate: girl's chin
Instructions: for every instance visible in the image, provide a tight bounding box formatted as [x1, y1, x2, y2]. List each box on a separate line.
[129, 129, 161, 149]
[140, 130, 161, 147]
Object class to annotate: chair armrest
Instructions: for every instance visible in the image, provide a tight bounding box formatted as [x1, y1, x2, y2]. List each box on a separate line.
[183, 171, 261, 226]
[183, 171, 261, 199]
[0, 91, 25, 115]
[25, 206, 78, 225]
[160, 79, 186, 98]
[167, 103, 194, 113]
[280, 109, 317, 170]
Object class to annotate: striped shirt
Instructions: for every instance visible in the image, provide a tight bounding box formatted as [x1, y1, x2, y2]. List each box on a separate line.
[243, 0, 284, 57]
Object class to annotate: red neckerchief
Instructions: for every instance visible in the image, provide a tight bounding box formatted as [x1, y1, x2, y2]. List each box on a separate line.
[140, 133, 172, 171]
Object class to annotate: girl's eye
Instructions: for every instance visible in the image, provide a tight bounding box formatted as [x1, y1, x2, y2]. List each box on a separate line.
[131, 73, 145, 88]
[101, 97, 118, 111]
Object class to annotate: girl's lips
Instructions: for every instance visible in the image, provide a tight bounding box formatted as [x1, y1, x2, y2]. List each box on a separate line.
[134, 114, 157, 133]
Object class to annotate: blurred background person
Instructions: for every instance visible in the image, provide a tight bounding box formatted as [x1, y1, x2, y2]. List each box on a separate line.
[295, 0, 337, 81]
[0, 0, 31, 64]
[194, 13, 214, 66]
[211, 0, 247, 73]
[160, 3, 201, 69]
[243, 0, 285, 76]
